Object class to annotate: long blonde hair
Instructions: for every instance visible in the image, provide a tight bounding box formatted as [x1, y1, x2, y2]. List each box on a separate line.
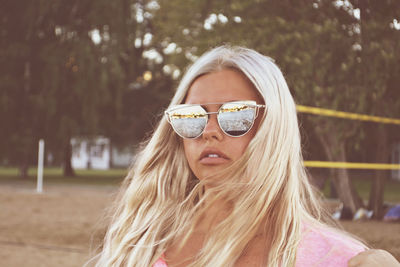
[94, 46, 340, 266]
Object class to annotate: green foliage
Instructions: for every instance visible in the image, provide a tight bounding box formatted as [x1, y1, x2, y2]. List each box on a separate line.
[0, 0, 174, 172]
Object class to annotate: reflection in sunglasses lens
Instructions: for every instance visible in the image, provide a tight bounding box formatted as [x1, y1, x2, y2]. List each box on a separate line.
[171, 117, 206, 138]
[219, 108, 255, 136]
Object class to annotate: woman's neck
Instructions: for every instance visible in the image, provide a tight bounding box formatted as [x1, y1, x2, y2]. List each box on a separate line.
[195, 195, 232, 232]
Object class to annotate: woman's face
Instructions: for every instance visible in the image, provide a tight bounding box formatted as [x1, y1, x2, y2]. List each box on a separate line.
[183, 69, 264, 180]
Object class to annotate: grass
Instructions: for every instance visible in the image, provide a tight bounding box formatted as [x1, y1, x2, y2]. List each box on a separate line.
[0, 167, 126, 186]
[321, 176, 400, 203]
[1, 167, 399, 203]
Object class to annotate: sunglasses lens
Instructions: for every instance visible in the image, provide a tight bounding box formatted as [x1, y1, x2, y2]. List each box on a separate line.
[168, 105, 207, 138]
[218, 102, 256, 136]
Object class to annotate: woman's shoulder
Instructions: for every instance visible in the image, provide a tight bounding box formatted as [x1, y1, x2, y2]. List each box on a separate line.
[296, 223, 366, 267]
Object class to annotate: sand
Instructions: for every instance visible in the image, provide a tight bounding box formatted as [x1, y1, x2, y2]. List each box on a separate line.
[0, 182, 398, 267]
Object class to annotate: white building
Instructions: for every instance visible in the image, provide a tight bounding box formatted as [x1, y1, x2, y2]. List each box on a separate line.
[71, 136, 135, 169]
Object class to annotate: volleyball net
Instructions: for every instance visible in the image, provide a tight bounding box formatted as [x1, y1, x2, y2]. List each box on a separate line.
[297, 105, 400, 170]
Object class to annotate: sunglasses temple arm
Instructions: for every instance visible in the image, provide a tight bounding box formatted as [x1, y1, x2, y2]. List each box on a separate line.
[255, 105, 266, 118]
[164, 111, 171, 123]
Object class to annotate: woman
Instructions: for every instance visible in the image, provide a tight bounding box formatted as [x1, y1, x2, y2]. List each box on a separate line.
[94, 46, 397, 266]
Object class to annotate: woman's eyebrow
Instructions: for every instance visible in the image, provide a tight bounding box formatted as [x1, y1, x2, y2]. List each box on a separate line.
[200, 101, 232, 107]
[191, 100, 242, 105]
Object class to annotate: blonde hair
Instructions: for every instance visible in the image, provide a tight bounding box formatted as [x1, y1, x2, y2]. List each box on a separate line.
[94, 46, 347, 267]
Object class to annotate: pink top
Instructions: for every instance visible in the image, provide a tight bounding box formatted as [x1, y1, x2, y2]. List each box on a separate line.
[295, 225, 365, 266]
[153, 225, 365, 267]
[153, 256, 168, 267]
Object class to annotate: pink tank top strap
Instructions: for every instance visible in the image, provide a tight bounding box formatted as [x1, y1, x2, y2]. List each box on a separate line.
[153, 254, 168, 267]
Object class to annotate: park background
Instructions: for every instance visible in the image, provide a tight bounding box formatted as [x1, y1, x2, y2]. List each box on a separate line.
[1, 0, 400, 266]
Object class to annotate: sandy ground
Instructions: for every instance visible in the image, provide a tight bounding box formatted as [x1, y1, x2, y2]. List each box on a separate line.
[0, 182, 399, 267]
[0, 182, 115, 267]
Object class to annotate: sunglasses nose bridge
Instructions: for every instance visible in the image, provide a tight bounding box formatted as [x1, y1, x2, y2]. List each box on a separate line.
[201, 111, 224, 139]
[204, 112, 219, 128]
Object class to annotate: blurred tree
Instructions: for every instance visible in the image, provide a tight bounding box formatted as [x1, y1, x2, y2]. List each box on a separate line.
[350, 0, 400, 218]
[0, 0, 173, 177]
[0, 1, 48, 178]
[93, 0, 174, 148]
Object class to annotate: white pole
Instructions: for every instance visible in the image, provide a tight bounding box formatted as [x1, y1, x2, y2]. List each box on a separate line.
[37, 139, 44, 193]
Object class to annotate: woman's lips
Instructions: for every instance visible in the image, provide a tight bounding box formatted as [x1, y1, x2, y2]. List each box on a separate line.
[199, 149, 230, 165]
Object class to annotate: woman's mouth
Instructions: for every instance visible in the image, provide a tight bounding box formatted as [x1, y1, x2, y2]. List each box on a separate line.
[199, 150, 230, 165]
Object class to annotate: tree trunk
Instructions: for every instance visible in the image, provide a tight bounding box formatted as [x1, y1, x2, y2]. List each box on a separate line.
[109, 141, 114, 169]
[19, 161, 29, 179]
[358, 1, 388, 219]
[18, 61, 31, 180]
[368, 125, 388, 219]
[63, 139, 75, 176]
[317, 127, 364, 217]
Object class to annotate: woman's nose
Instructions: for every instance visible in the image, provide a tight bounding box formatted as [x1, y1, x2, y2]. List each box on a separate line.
[202, 114, 224, 141]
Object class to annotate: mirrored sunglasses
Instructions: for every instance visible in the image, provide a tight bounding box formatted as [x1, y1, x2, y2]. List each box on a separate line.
[165, 100, 266, 139]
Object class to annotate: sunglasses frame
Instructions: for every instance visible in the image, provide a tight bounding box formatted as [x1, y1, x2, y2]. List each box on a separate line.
[165, 100, 266, 139]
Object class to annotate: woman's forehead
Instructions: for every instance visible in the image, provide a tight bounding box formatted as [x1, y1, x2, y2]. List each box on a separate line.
[184, 69, 262, 105]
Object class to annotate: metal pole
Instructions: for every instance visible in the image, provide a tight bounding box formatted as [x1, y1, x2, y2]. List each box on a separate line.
[37, 139, 44, 193]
